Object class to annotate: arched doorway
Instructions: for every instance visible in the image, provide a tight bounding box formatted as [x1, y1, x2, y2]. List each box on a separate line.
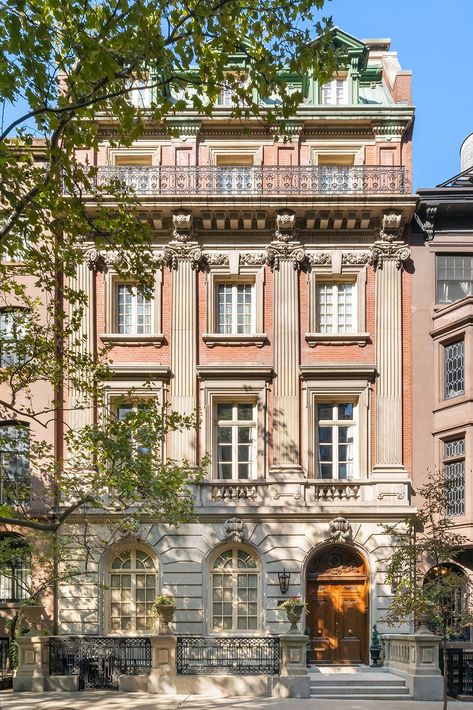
[306, 546, 369, 664]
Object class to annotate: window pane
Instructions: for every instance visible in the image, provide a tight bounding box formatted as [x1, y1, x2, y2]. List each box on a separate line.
[238, 404, 253, 421]
[444, 341, 464, 399]
[318, 427, 332, 443]
[217, 404, 233, 421]
[437, 255, 473, 304]
[338, 403, 353, 420]
[318, 404, 333, 420]
[320, 463, 333, 479]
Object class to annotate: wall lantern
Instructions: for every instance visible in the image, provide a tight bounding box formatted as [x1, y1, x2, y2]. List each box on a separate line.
[278, 568, 291, 594]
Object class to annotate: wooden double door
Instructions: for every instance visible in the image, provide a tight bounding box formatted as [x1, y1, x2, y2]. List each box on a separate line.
[307, 577, 368, 664]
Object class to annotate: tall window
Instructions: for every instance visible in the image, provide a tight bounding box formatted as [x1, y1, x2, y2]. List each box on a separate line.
[0, 423, 29, 504]
[109, 548, 157, 632]
[116, 402, 151, 456]
[216, 284, 254, 334]
[317, 282, 355, 333]
[437, 255, 473, 304]
[443, 438, 465, 516]
[317, 403, 355, 480]
[0, 309, 29, 367]
[0, 537, 31, 603]
[216, 403, 256, 480]
[116, 285, 152, 335]
[321, 79, 347, 105]
[444, 340, 464, 400]
[211, 548, 259, 632]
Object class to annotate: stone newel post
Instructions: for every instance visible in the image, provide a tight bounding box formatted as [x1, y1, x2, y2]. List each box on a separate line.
[148, 635, 178, 694]
[273, 635, 310, 698]
[13, 636, 49, 692]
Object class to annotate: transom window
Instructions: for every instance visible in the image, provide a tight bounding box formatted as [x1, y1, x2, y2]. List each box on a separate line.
[0, 309, 29, 367]
[443, 438, 465, 517]
[211, 548, 259, 632]
[317, 282, 355, 333]
[216, 283, 255, 334]
[321, 78, 347, 105]
[0, 423, 29, 504]
[109, 549, 157, 632]
[436, 255, 473, 304]
[216, 403, 256, 480]
[317, 403, 355, 480]
[444, 340, 464, 400]
[116, 285, 152, 335]
[0, 536, 31, 603]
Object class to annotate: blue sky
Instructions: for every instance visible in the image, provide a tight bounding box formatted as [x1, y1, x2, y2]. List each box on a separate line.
[328, 0, 473, 189]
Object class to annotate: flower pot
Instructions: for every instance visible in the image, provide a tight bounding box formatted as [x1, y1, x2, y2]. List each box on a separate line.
[285, 603, 305, 633]
[369, 645, 382, 666]
[155, 604, 176, 635]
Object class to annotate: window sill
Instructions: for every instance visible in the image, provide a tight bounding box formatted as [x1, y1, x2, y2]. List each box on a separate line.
[203, 333, 267, 348]
[305, 332, 370, 347]
[100, 333, 164, 347]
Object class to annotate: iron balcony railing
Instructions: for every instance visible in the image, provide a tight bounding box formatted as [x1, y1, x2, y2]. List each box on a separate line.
[176, 636, 280, 675]
[89, 165, 409, 196]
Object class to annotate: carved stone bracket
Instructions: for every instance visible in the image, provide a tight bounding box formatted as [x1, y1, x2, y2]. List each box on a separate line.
[223, 517, 247, 543]
[274, 209, 296, 242]
[171, 211, 193, 242]
[379, 210, 403, 242]
[327, 516, 353, 544]
[164, 242, 204, 270]
[369, 241, 411, 271]
[85, 247, 109, 273]
[415, 206, 437, 241]
[265, 243, 307, 272]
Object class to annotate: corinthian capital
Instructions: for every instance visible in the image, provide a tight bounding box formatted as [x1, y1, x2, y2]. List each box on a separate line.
[369, 241, 411, 271]
[265, 241, 307, 272]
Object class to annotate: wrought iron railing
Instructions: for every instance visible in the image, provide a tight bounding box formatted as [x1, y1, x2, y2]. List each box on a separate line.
[0, 638, 12, 688]
[441, 647, 473, 698]
[176, 636, 280, 675]
[88, 165, 409, 196]
[49, 636, 152, 690]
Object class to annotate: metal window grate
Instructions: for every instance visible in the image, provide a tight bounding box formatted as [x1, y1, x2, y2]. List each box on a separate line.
[176, 636, 280, 675]
[444, 341, 464, 400]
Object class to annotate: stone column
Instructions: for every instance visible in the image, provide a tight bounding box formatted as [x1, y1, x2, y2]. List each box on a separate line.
[165, 215, 203, 464]
[266, 213, 305, 477]
[272, 635, 310, 698]
[369, 214, 410, 477]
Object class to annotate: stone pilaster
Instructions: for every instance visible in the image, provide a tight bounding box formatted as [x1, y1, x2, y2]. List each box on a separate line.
[369, 213, 410, 477]
[165, 217, 203, 464]
[266, 217, 305, 475]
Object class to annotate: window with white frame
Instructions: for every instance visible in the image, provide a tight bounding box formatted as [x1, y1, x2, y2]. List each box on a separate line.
[443, 438, 465, 516]
[444, 340, 464, 400]
[216, 402, 256, 480]
[116, 401, 151, 456]
[316, 403, 355, 480]
[436, 255, 473, 304]
[116, 285, 152, 335]
[109, 548, 157, 632]
[0, 423, 30, 504]
[216, 283, 255, 334]
[0, 536, 31, 603]
[316, 282, 355, 334]
[211, 548, 259, 632]
[0, 309, 29, 367]
[321, 78, 348, 105]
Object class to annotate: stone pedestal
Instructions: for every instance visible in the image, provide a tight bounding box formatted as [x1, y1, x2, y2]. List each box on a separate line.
[272, 634, 310, 698]
[148, 635, 178, 694]
[13, 636, 49, 692]
[382, 630, 443, 700]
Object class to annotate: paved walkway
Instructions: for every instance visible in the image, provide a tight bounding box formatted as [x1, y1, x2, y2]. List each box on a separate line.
[2, 692, 473, 710]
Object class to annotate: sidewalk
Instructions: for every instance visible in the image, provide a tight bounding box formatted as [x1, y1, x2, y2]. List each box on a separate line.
[2, 692, 473, 710]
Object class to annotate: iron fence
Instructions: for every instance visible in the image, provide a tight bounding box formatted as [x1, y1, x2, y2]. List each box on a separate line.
[49, 636, 152, 690]
[440, 647, 473, 698]
[0, 637, 12, 688]
[176, 636, 280, 675]
[88, 165, 409, 196]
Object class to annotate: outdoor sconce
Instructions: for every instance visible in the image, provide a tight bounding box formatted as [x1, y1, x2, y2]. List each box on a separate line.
[278, 568, 291, 594]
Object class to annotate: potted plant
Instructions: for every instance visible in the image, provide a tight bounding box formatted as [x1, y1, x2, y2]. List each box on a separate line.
[152, 594, 176, 634]
[369, 624, 382, 666]
[279, 596, 307, 633]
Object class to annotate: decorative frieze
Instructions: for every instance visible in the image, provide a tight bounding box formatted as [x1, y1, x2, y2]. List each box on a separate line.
[307, 251, 371, 267]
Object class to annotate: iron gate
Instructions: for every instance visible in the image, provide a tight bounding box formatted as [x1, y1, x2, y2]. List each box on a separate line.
[176, 636, 280, 675]
[441, 647, 473, 698]
[49, 636, 151, 690]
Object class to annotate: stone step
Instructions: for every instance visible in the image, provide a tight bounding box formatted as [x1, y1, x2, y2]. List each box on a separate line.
[310, 693, 414, 700]
[310, 684, 410, 695]
[310, 678, 406, 687]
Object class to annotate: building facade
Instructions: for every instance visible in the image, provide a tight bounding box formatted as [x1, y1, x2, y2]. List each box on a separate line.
[1, 30, 416, 667]
[413, 136, 473, 588]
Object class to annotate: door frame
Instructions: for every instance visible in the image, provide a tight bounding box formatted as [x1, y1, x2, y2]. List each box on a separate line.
[303, 543, 371, 665]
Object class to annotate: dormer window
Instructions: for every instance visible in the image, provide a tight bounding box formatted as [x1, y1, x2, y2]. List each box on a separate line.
[321, 77, 348, 106]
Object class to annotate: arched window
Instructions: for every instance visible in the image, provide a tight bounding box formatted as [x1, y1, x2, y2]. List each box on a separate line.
[424, 563, 468, 637]
[109, 548, 157, 633]
[0, 422, 30, 504]
[0, 536, 31, 602]
[211, 548, 259, 632]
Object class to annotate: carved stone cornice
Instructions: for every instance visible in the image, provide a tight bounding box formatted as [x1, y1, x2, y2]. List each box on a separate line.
[265, 242, 307, 272]
[164, 241, 204, 270]
[368, 241, 411, 270]
[372, 121, 408, 139]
